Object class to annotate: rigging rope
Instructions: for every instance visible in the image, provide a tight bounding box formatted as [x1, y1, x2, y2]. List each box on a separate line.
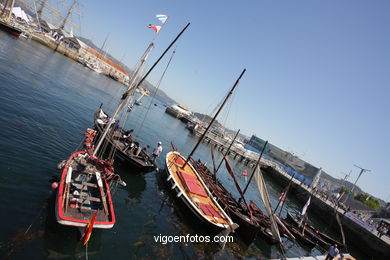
[136, 48, 177, 135]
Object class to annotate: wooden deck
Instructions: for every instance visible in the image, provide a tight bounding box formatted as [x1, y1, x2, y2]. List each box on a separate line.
[57, 152, 114, 227]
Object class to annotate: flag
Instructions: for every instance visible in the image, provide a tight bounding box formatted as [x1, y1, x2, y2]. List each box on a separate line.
[279, 192, 287, 203]
[82, 211, 98, 246]
[148, 24, 162, 33]
[301, 196, 311, 216]
[156, 14, 168, 24]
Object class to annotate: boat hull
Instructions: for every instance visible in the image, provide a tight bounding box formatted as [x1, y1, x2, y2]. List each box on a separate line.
[165, 107, 182, 118]
[191, 159, 283, 245]
[165, 151, 236, 231]
[0, 20, 22, 37]
[93, 110, 156, 173]
[286, 212, 342, 249]
[55, 151, 115, 229]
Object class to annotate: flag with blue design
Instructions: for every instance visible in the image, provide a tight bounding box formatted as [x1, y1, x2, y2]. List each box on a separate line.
[156, 14, 168, 24]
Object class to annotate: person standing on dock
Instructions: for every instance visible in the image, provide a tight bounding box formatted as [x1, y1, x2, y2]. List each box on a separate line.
[152, 141, 162, 163]
[325, 244, 339, 260]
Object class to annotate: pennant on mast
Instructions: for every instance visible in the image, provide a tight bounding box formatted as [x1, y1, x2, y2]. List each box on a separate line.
[148, 24, 162, 33]
[156, 14, 168, 23]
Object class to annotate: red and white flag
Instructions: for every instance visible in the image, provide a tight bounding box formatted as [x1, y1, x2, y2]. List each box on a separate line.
[81, 211, 98, 246]
[148, 24, 162, 33]
[279, 192, 287, 203]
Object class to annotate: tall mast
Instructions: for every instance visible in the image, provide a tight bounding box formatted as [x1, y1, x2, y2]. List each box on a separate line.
[182, 69, 246, 168]
[1, 0, 15, 22]
[241, 140, 268, 196]
[93, 23, 190, 156]
[60, 0, 76, 30]
[37, 0, 46, 17]
[93, 43, 155, 156]
[214, 129, 240, 175]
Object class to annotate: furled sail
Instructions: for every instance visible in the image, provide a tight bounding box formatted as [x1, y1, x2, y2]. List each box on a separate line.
[254, 166, 282, 243]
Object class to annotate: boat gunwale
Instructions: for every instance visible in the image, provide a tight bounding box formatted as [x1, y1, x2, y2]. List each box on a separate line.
[56, 151, 116, 227]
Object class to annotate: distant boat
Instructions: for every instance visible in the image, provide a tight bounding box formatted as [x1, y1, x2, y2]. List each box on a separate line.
[0, 19, 22, 37]
[165, 104, 192, 118]
[286, 211, 343, 249]
[135, 88, 149, 106]
[86, 61, 102, 74]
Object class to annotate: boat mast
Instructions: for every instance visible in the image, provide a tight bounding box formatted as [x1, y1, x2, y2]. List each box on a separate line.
[241, 140, 268, 197]
[214, 129, 240, 175]
[37, 0, 46, 18]
[1, 0, 15, 22]
[93, 23, 190, 156]
[182, 69, 246, 168]
[93, 43, 155, 156]
[60, 0, 77, 30]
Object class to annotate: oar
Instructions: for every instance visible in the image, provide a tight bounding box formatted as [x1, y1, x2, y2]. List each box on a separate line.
[95, 171, 109, 215]
[64, 166, 73, 212]
[210, 147, 217, 174]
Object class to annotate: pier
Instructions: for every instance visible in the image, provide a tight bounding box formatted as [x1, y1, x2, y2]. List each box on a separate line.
[261, 165, 390, 259]
[192, 127, 260, 167]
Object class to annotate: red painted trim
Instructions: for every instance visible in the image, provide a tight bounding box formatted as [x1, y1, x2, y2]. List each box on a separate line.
[56, 151, 116, 226]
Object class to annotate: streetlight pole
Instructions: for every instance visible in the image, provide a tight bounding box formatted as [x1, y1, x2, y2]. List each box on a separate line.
[350, 165, 371, 195]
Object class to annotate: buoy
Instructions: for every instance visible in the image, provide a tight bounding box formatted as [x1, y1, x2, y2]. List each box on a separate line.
[51, 182, 58, 189]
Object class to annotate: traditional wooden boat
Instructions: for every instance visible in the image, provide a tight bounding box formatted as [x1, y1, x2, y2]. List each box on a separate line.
[286, 212, 343, 249]
[279, 218, 317, 248]
[55, 22, 190, 230]
[166, 151, 237, 231]
[93, 108, 156, 173]
[192, 158, 296, 245]
[191, 159, 260, 243]
[56, 129, 123, 228]
[164, 70, 247, 235]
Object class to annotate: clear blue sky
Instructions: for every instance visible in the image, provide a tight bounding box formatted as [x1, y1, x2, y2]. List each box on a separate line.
[73, 0, 389, 200]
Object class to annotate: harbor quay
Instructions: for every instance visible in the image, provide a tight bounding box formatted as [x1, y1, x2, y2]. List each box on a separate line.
[190, 126, 390, 259]
[261, 165, 390, 260]
[192, 127, 261, 167]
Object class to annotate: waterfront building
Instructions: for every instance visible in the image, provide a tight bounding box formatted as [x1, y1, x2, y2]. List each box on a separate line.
[247, 135, 269, 153]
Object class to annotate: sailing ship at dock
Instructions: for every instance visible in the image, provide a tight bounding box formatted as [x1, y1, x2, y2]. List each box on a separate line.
[92, 15, 174, 174]
[55, 17, 191, 228]
[93, 108, 156, 172]
[192, 159, 280, 244]
[0, 0, 23, 37]
[164, 70, 246, 237]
